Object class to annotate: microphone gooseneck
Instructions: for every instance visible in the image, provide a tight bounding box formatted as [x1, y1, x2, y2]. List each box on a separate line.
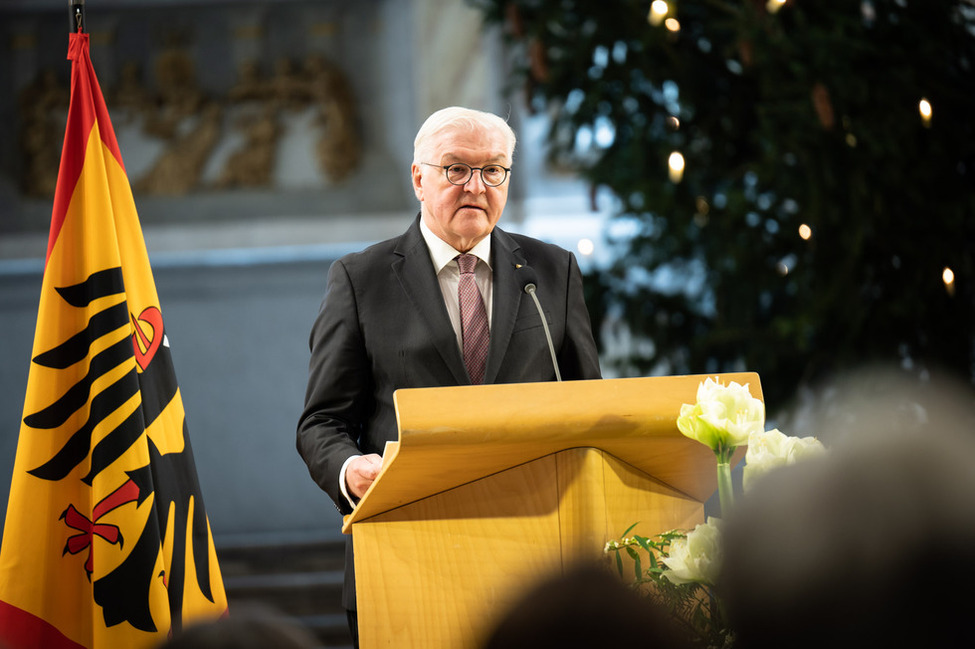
[515, 264, 562, 382]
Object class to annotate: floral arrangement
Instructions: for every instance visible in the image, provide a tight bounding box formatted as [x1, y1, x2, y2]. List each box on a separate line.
[604, 377, 825, 648]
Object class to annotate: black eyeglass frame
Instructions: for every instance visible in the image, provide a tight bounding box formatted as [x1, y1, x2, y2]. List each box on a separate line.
[420, 162, 511, 187]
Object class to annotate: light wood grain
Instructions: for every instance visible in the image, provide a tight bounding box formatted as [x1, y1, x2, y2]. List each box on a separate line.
[354, 459, 563, 647]
[344, 372, 760, 530]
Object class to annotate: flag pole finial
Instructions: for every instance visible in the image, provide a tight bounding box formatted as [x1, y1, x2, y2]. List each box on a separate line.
[69, 0, 85, 33]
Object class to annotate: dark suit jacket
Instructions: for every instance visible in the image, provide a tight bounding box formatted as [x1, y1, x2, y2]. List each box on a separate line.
[296, 215, 601, 608]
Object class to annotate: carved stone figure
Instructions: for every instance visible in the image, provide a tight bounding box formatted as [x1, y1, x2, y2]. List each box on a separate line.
[135, 103, 223, 195]
[270, 57, 311, 111]
[305, 54, 360, 183]
[215, 106, 280, 189]
[110, 61, 153, 123]
[142, 45, 205, 141]
[228, 59, 270, 104]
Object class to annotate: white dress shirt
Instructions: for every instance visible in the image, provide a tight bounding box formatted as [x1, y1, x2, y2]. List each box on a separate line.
[419, 216, 494, 342]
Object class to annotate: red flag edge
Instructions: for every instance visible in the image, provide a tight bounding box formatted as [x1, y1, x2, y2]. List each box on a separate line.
[0, 601, 87, 649]
[47, 32, 126, 264]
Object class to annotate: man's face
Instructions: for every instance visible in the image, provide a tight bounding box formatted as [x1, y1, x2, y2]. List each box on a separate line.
[412, 125, 511, 252]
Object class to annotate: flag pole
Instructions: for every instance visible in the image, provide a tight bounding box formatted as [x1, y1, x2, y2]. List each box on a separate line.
[69, 0, 85, 33]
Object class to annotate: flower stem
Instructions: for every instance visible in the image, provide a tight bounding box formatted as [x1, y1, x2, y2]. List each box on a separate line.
[717, 461, 734, 517]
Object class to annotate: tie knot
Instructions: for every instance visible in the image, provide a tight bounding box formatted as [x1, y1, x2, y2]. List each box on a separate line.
[457, 254, 478, 275]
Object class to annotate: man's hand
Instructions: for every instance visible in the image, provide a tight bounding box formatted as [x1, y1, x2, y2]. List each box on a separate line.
[346, 454, 383, 499]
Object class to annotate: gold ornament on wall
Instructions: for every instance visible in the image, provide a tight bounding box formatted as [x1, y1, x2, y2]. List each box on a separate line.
[14, 20, 363, 199]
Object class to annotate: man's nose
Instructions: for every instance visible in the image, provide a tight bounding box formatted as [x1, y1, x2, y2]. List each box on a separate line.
[463, 171, 487, 193]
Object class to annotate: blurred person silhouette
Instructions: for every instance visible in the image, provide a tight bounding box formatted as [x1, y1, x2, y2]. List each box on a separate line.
[718, 367, 975, 649]
[154, 604, 317, 649]
[480, 563, 691, 649]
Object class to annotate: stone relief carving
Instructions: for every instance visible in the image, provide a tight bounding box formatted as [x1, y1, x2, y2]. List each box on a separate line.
[18, 69, 69, 197]
[134, 102, 224, 196]
[16, 35, 362, 198]
[308, 54, 360, 183]
[215, 106, 279, 190]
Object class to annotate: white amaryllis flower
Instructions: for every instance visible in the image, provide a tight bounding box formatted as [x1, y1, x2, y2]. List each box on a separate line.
[661, 518, 723, 586]
[742, 428, 826, 492]
[676, 377, 766, 455]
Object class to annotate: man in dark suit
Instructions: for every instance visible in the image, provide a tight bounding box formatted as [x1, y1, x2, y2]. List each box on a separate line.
[296, 106, 602, 644]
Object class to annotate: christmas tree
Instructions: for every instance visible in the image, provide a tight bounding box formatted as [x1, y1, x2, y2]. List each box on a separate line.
[473, 0, 975, 411]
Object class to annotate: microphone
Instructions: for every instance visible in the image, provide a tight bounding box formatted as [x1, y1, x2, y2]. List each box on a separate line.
[515, 264, 562, 382]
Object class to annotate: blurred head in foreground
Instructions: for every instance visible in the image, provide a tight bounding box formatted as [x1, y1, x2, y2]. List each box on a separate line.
[719, 367, 975, 649]
[155, 605, 317, 649]
[481, 563, 690, 649]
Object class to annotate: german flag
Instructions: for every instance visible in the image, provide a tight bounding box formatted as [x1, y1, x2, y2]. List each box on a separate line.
[0, 32, 227, 649]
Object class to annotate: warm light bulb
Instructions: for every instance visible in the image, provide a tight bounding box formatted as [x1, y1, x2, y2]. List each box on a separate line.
[919, 98, 932, 127]
[668, 151, 685, 183]
[648, 0, 668, 26]
[798, 224, 812, 240]
[767, 0, 786, 13]
[664, 18, 680, 32]
[943, 266, 956, 296]
[577, 238, 595, 256]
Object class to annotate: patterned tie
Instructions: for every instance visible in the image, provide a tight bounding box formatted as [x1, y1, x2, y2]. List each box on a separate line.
[457, 253, 489, 384]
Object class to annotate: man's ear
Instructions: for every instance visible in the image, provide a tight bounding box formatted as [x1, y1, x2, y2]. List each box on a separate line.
[411, 163, 424, 202]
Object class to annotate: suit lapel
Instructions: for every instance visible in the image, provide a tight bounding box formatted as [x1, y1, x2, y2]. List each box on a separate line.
[484, 227, 525, 384]
[391, 218, 469, 384]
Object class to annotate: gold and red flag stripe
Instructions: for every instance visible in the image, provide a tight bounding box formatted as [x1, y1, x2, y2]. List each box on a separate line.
[0, 31, 227, 649]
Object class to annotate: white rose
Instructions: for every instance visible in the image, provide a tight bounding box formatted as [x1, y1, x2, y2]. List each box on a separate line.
[743, 428, 826, 491]
[661, 518, 723, 586]
[677, 377, 765, 454]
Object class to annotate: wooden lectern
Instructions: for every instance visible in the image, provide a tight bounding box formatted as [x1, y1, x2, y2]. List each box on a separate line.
[342, 372, 762, 648]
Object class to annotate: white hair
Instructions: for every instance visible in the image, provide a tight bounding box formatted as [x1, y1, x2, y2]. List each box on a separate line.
[413, 106, 517, 165]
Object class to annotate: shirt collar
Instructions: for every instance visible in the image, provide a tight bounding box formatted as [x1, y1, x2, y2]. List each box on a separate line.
[419, 217, 493, 273]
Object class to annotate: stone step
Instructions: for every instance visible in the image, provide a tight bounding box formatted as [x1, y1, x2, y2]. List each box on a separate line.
[218, 538, 346, 577]
[216, 538, 351, 648]
[223, 569, 344, 617]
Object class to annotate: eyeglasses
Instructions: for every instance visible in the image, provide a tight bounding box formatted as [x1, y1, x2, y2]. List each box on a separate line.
[421, 162, 511, 187]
